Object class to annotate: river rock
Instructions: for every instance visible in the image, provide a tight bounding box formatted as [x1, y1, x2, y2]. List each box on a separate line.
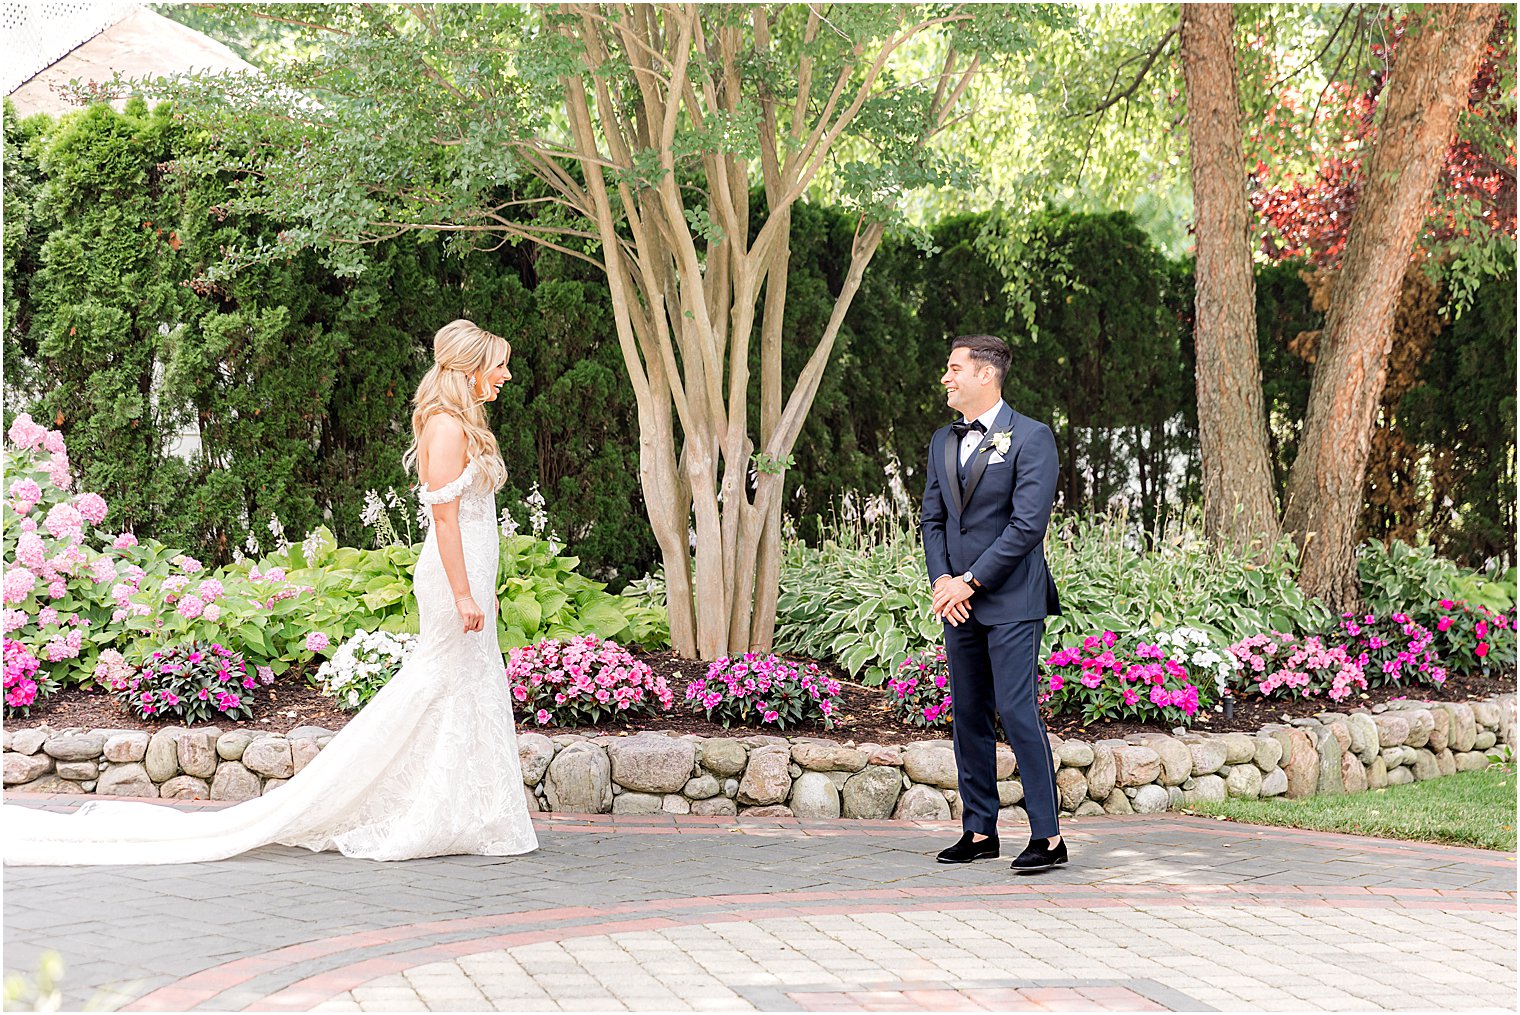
[1260, 767, 1288, 797]
[97, 762, 156, 797]
[1084, 743, 1116, 800]
[1456, 751, 1491, 772]
[1385, 765, 1414, 786]
[175, 731, 218, 778]
[10, 729, 46, 755]
[1373, 713, 1411, 749]
[902, 745, 959, 789]
[144, 729, 184, 782]
[1055, 767, 1088, 811]
[1102, 789, 1133, 814]
[1225, 763, 1262, 799]
[546, 743, 613, 813]
[242, 738, 294, 779]
[1220, 733, 1256, 764]
[1474, 730, 1497, 751]
[104, 732, 150, 763]
[1056, 740, 1094, 768]
[4, 752, 52, 785]
[789, 771, 841, 819]
[608, 735, 696, 794]
[892, 783, 951, 821]
[1280, 728, 1317, 799]
[792, 742, 867, 773]
[290, 738, 321, 775]
[1112, 745, 1161, 786]
[1471, 700, 1501, 727]
[160, 775, 211, 800]
[996, 746, 1016, 780]
[1142, 736, 1192, 786]
[210, 761, 261, 801]
[55, 761, 98, 781]
[1341, 753, 1367, 794]
[1436, 748, 1457, 776]
[1410, 748, 1439, 781]
[1183, 774, 1226, 804]
[1427, 709, 1450, 753]
[1253, 734, 1284, 771]
[698, 738, 747, 777]
[1449, 703, 1478, 752]
[842, 765, 902, 819]
[736, 747, 791, 806]
[691, 796, 737, 816]
[612, 792, 663, 815]
[518, 733, 554, 785]
[215, 731, 252, 761]
[868, 745, 903, 767]
[1186, 738, 1228, 776]
[739, 804, 794, 818]
[997, 779, 1024, 807]
[1346, 713, 1380, 762]
[1315, 726, 1345, 796]
[42, 733, 105, 762]
[1132, 784, 1171, 813]
[1366, 755, 1388, 789]
[683, 774, 720, 799]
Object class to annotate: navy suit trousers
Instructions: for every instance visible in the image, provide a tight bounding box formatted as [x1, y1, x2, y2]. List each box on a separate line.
[944, 615, 1059, 840]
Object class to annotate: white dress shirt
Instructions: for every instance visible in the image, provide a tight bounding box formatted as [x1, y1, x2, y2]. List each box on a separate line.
[958, 400, 1007, 466]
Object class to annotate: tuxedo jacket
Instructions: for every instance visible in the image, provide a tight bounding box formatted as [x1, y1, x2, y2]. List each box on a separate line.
[920, 401, 1062, 626]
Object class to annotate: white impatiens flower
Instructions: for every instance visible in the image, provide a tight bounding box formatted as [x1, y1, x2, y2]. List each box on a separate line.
[315, 630, 416, 711]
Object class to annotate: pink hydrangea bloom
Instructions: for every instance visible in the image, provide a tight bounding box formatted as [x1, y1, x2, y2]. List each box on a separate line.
[75, 492, 107, 524]
[3, 570, 37, 605]
[196, 579, 225, 602]
[113, 532, 138, 549]
[7, 414, 46, 450]
[16, 532, 46, 570]
[305, 632, 331, 652]
[202, 603, 221, 623]
[42, 430, 66, 455]
[43, 502, 84, 542]
[177, 595, 206, 620]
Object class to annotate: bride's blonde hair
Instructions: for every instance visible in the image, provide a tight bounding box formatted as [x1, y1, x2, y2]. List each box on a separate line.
[403, 319, 509, 491]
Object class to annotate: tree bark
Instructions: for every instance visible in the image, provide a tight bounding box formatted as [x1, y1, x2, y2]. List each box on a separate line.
[1282, 3, 1501, 611]
[1180, 3, 1281, 553]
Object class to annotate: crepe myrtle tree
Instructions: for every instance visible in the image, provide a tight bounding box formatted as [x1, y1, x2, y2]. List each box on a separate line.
[132, 3, 1061, 658]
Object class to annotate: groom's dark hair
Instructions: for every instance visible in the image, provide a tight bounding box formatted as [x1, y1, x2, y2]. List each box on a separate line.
[950, 334, 1011, 385]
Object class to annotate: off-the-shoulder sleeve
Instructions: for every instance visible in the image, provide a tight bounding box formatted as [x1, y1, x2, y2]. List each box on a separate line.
[417, 460, 478, 506]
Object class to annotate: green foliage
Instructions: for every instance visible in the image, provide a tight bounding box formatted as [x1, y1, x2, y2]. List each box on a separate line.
[494, 535, 667, 651]
[1357, 540, 1515, 616]
[1399, 261, 1517, 566]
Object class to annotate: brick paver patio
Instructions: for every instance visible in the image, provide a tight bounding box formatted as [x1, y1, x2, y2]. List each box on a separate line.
[3, 797, 1515, 1011]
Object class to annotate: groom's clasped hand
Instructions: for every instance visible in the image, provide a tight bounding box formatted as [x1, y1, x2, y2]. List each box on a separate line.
[930, 573, 974, 626]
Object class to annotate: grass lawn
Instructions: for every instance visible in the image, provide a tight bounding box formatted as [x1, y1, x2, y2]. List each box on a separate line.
[1183, 764, 1518, 851]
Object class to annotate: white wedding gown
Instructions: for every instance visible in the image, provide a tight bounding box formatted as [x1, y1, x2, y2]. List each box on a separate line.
[3, 459, 538, 865]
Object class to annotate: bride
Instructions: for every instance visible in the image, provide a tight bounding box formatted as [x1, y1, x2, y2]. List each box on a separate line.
[3, 320, 539, 865]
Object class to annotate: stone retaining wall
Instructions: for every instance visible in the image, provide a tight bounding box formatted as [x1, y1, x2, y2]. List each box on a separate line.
[4, 694, 1513, 820]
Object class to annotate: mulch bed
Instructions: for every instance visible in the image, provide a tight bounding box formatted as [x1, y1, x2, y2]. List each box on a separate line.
[13, 650, 1516, 747]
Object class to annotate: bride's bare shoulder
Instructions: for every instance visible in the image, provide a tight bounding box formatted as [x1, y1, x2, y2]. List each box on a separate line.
[419, 413, 468, 482]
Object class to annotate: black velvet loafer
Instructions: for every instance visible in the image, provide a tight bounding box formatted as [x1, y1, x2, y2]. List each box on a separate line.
[936, 831, 1000, 864]
[1010, 836, 1069, 873]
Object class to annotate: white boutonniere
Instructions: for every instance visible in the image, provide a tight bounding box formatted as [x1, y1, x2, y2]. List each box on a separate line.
[980, 430, 1011, 456]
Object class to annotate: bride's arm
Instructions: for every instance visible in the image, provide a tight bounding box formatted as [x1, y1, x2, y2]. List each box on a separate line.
[421, 416, 485, 633]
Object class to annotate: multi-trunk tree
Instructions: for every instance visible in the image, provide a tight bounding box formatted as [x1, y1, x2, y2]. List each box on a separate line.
[142, 3, 1055, 658]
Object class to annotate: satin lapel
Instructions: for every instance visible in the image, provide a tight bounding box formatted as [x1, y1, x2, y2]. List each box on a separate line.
[961, 403, 1015, 507]
[940, 428, 963, 516]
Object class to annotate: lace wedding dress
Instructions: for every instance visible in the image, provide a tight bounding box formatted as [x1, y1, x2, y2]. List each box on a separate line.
[3, 459, 538, 865]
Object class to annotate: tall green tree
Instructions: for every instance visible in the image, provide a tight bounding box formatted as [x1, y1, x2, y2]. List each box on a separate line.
[139, 3, 1062, 658]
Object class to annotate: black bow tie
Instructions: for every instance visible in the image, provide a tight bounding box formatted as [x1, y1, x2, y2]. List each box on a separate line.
[950, 419, 986, 439]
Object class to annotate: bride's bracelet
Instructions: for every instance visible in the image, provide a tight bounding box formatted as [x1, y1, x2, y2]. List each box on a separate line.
[454, 594, 474, 605]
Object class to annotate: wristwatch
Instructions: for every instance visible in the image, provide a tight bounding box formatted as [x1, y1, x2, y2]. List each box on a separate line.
[959, 570, 975, 586]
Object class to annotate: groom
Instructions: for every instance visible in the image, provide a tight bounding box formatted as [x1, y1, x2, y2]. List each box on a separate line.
[920, 334, 1065, 874]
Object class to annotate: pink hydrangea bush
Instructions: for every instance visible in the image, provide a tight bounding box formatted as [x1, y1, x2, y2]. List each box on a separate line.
[106, 642, 259, 724]
[685, 653, 842, 731]
[886, 645, 953, 728]
[1042, 631, 1206, 725]
[1227, 632, 1367, 702]
[2, 414, 130, 696]
[505, 635, 674, 726]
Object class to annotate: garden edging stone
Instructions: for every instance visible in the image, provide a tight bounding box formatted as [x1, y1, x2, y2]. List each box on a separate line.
[3, 693, 1513, 818]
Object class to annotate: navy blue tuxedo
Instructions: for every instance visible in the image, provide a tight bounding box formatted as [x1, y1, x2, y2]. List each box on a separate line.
[920, 400, 1063, 840]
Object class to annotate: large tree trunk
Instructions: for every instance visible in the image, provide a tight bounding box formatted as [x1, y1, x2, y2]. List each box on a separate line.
[1180, 4, 1281, 553]
[1282, 4, 1500, 611]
